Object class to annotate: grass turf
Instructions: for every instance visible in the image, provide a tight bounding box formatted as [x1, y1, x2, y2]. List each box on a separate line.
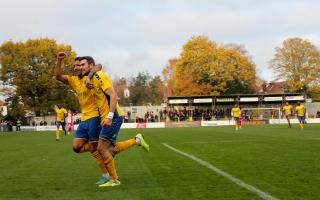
[0, 124, 319, 200]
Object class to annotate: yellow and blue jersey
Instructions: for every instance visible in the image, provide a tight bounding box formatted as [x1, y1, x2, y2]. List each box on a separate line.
[55, 108, 67, 122]
[91, 71, 123, 120]
[283, 105, 293, 115]
[231, 107, 241, 118]
[295, 105, 305, 117]
[66, 75, 99, 121]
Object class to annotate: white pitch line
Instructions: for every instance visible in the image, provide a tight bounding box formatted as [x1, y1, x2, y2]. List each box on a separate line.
[163, 143, 279, 200]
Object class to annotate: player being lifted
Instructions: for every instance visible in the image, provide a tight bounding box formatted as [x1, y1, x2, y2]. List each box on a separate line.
[231, 104, 241, 131]
[56, 53, 111, 185]
[80, 56, 149, 187]
[295, 101, 306, 130]
[282, 102, 293, 128]
[54, 105, 68, 141]
[56, 53, 149, 186]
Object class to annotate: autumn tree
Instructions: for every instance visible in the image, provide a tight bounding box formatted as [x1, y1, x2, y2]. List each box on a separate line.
[0, 38, 79, 117]
[162, 58, 178, 96]
[270, 37, 320, 98]
[164, 36, 256, 96]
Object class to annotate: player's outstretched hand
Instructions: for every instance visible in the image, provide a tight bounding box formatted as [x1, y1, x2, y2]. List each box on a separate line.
[57, 52, 66, 60]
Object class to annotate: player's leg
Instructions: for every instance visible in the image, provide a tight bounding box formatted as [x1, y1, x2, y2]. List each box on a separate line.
[98, 116, 123, 187]
[234, 118, 239, 130]
[97, 139, 119, 187]
[61, 122, 67, 136]
[298, 117, 303, 129]
[113, 133, 150, 154]
[55, 121, 61, 141]
[73, 119, 109, 184]
[87, 117, 110, 184]
[72, 122, 91, 152]
[286, 115, 291, 128]
[300, 116, 305, 129]
[114, 135, 150, 154]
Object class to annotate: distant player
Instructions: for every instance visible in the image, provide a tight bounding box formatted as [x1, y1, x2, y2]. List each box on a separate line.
[231, 104, 241, 131]
[282, 102, 293, 128]
[239, 111, 243, 129]
[54, 105, 68, 141]
[295, 101, 306, 129]
[66, 110, 75, 135]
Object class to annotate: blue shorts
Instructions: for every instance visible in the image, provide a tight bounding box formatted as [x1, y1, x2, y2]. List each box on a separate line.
[298, 116, 305, 122]
[285, 114, 292, 118]
[100, 114, 123, 144]
[234, 117, 240, 122]
[56, 121, 66, 127]
[74, 117, 101, 142]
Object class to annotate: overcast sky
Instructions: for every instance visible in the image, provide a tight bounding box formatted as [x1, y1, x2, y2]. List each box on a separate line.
[1, 0, 319, 81]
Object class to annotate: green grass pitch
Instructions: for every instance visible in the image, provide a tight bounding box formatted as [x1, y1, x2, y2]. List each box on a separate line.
[0, 124, 319, 200]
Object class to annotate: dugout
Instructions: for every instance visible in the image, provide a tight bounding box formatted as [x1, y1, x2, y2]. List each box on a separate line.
[166, 93, 305, 121]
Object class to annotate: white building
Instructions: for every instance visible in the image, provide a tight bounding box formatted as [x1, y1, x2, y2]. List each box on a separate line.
[0, 100, 7, 116]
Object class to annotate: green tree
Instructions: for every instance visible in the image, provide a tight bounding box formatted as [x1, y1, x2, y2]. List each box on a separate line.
[129, 72, 152, 105]
[128, 72, 165, 106]
[0, 38, 79, 116]
[5, 95, 26, 121]
[149, 75, 165, 104]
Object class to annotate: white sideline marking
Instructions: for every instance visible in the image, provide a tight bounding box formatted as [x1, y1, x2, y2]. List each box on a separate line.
[163, 143, 279, 200]
[168, 139, 259, 144]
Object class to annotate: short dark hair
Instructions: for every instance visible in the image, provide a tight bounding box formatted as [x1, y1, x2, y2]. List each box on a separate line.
[75, 56, 82, 61]
[79, 56, 95, 65]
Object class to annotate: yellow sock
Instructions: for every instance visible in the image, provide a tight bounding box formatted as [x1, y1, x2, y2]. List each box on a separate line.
[114, 139, 136, 154]
[104, 156, 118, 180]
[56, 128, 60, 140]
[91, 150, 108, 174]
[299, 122, 304, 129]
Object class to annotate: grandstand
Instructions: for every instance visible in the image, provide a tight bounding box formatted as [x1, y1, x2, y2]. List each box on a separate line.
[166, 93, 306, 121]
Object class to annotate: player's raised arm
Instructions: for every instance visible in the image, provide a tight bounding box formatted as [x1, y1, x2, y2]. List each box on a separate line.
[55, 52, 69, 84]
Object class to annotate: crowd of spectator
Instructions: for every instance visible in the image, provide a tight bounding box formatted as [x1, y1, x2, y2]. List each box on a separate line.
[123, 107, 248, 123]
[0, 120, 14, 131]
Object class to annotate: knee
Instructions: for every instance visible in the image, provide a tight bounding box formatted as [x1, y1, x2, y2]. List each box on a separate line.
[72, 143, 83, 153]
[97, 143, 104, 153]
[72, 146, 81, 153]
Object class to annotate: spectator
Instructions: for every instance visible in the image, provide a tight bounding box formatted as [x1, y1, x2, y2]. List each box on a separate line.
[16, 119, 22, 131]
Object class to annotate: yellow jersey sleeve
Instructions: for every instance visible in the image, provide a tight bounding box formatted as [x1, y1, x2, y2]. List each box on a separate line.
[95, 71, 112, 92]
